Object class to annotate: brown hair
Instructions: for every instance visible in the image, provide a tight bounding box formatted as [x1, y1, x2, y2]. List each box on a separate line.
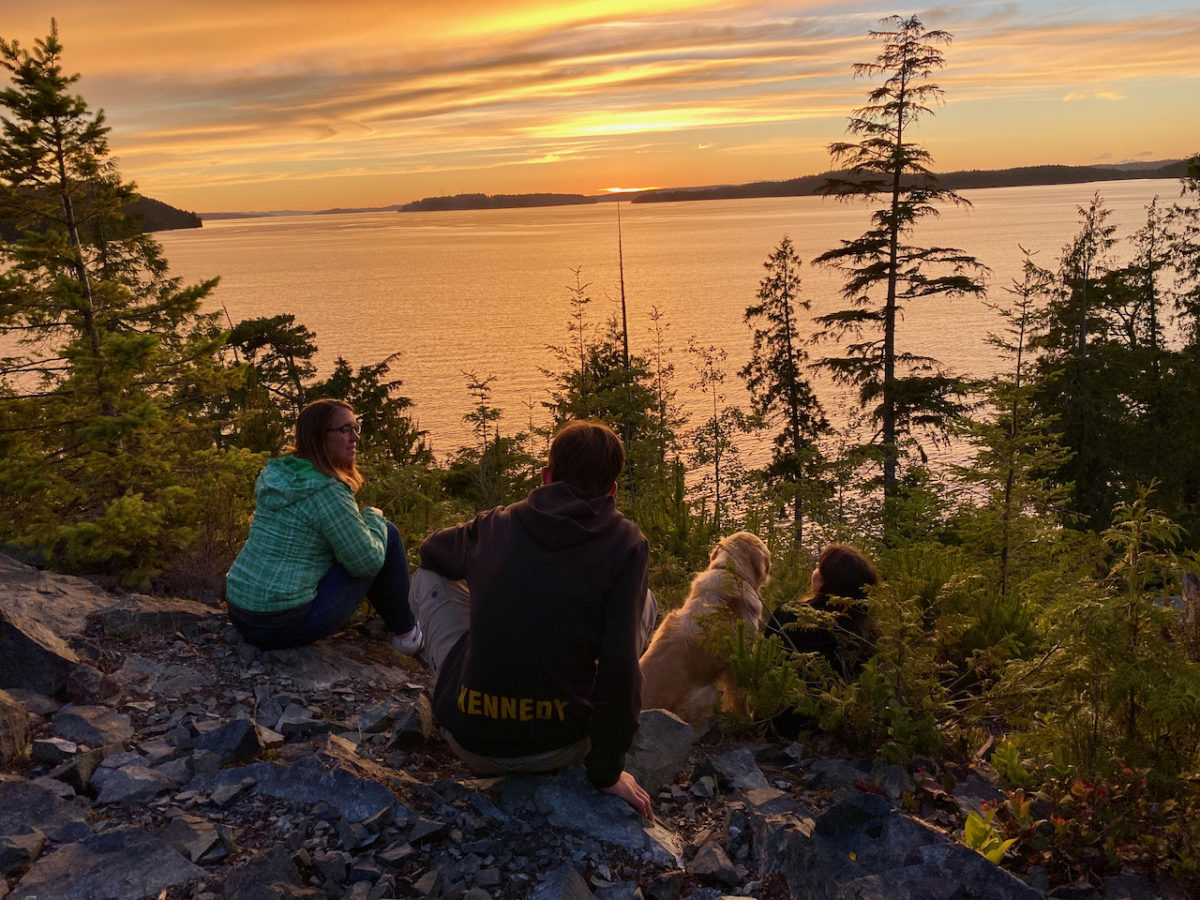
[809, 543, 879, 604]
[546, 420, 624, 499]
[808, 543, 881, 646]
[293, 399, 363, 491]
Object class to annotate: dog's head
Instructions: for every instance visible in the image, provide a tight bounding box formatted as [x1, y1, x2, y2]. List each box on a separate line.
[710, 531, 771, 589]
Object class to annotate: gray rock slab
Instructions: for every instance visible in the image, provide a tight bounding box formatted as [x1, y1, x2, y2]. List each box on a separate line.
[0, 690, 29, 767]
[1, 688, 58, 716]
[952, 771, 1006, 817]
[688, 839, 739, 887]
[113, 653, 207, 699]
[275, 703, 333, 736]
[189, 756, 406, 824]
[9, 825, 203, 900]
[806, 757, 872, 794]
[780, 794, 1041, 900]
[31, 736, 79, 766]
[871, 762, 913, 800]
[0, 606, 79, 696]
[0, 553, 119, 636]
[98, 595, 224, 639]
[30, 776, 76, 799]
[0, 776, 92, 840]
[53, 704, 133, 746]
[64, 662, 119, 703]
[532, 864, 597, 900]
[711, 747, 770, 790]
[627, 709, 693, 797]
[191, 718, 264, 766]
[46, 746, 110, 793]
[219, 845, 305, 900]
[95, 765, 178, 805]
[499, 765, 682, 866]
[0, 831, 45, 876]
[157, 815, 220, 862]
[354, 699, 406, 733]
[262, 642, 414, 692]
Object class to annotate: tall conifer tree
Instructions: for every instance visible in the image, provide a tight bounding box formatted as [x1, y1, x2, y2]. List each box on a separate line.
[814, 15, 985, 508]
[0, 23, 235, 582]
[740, 236, 827, 544]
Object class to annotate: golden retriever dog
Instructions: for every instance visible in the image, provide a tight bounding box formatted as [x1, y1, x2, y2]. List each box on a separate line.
[639, 531, 771, 730]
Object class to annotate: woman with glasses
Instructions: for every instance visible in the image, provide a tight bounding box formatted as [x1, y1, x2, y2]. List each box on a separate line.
[225, 398, 421, 652]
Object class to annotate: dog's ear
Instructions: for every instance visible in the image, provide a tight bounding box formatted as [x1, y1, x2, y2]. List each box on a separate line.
[757, 541, 771, 583]
[730, 532, 770, 586]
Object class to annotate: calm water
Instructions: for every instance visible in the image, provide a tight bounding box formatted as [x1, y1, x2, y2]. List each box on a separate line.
[157, 180, 1178, 458]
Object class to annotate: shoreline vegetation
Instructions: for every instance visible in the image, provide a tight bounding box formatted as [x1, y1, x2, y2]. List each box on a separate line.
[197, 158, 1186, 221]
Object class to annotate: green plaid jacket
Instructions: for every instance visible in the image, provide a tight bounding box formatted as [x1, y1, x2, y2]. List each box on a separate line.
[226, 455, 387, 614]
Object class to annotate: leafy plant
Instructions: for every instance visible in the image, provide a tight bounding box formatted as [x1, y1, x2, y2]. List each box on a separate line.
[964, 806, 1017, 864]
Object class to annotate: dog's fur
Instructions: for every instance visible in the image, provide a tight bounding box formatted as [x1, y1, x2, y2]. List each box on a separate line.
[639, 531, 771, 730]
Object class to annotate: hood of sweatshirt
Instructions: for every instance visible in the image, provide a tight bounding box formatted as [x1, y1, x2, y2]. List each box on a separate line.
[254, 455, 341, 511]
[512, 481, 623, 551]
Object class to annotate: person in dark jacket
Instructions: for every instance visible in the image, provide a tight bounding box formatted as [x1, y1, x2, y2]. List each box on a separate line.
[410, 420, 656, 819]
[770, 543, 880, 680]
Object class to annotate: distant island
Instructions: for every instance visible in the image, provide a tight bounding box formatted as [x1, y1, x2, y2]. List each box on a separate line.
[192, 159, 1188, 220]
[631, 159, 1190, 204]
[399, 192, 598, 212]
[393, 159, 1187, 213]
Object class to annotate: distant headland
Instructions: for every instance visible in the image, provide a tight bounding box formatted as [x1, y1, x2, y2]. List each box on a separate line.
[0, 195, 202, 240]
[195, 158, 1187, 221]
[3, 160, 1185, 238]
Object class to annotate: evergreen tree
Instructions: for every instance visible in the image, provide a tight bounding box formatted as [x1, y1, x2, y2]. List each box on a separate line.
[1167, 153, 1200, 337]
[544, 304, 667, 514]
[1156, 155, 1200, 528]
[645, 304, 685, 471]
[1030, 195, 1129, 526]
[740, 236, 827, 544]
[813, 15, 986, 507]
[686, 339, 751, 533]
[220, 313, 318, 452]
[445, 371, 537, 509]
[0, 23, 239, 583]
[953, 250, 1071, 641]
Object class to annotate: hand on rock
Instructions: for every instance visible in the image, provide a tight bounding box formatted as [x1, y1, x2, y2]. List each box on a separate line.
[601, 770, 655, 822]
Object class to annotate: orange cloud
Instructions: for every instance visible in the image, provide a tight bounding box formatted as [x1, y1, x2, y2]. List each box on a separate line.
[3, 1, 1194, 210]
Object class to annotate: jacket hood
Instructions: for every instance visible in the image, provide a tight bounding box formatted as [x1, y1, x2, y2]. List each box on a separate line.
[512, 481, 622, 551]
[255, 455, 341, 511]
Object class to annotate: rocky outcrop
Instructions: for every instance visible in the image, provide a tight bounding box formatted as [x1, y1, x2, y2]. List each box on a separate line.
[0, 551, 1061, 899]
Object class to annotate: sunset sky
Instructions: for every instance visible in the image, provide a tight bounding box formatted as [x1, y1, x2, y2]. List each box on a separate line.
[3, 1, 1197, 213]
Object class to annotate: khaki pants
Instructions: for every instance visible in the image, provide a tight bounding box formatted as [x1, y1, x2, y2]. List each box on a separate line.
[408, 567, 658, 773]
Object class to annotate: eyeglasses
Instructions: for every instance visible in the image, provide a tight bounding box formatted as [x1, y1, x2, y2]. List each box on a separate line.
[327, 423, 361, 437]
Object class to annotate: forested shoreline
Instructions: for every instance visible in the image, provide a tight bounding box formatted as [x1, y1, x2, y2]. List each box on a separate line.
[4, 17, 1200, 894]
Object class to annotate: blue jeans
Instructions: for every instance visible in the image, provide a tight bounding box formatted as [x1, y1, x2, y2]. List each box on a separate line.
[232, 521, 414, 650]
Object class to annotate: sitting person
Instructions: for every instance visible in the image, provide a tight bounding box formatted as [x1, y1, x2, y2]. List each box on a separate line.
[409, 420, 657, 820]
[768, 543, 880, 680]
[225, 398, 421, 652]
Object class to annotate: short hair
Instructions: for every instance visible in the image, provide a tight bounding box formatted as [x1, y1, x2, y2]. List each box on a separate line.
[293, 398, 363, 491]
[813, 543, 879, 603]
[547, 420, 624, 499]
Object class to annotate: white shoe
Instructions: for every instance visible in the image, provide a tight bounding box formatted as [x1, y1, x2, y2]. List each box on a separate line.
[390, 622, 423, 655]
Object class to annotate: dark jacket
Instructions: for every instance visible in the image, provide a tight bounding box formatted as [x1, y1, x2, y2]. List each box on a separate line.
[770, 597, 878, 681]
[419, 481, 649, 789]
